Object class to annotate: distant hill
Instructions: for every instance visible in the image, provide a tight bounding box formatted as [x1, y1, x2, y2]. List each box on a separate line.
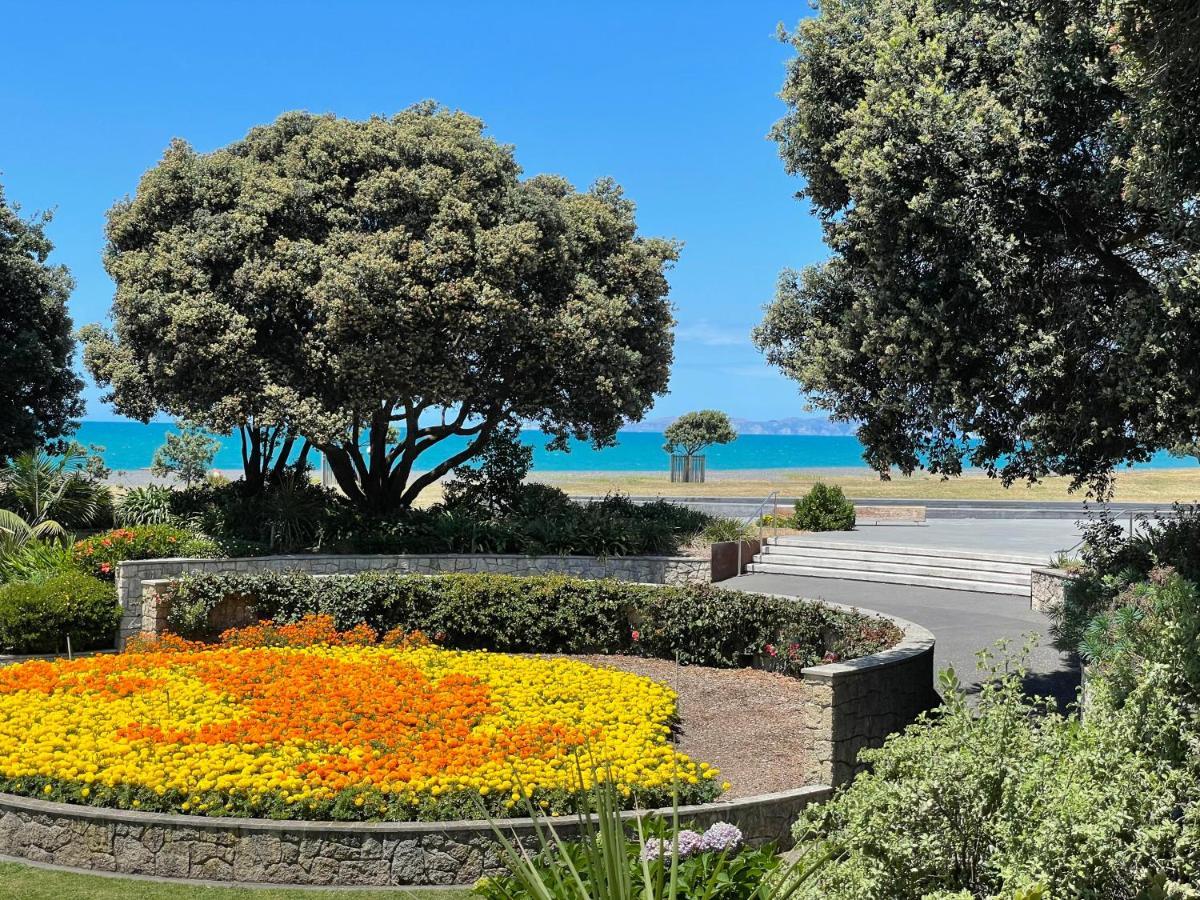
[622, 416, 858, 436]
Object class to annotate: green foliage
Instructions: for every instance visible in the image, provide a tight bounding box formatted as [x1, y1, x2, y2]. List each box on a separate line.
[792, 483, 855, 532]
[791, 654, 1198, 899]
[755, 0, 1200, 493]
[150, 423, 219, 488]
[0, 448, 112, 530]
[116, 485, 177, 526]
[73, 526, 219, 581]
[662, 411, 737, 458]
[1051, 506, 1200, 653]
[164, 572, 900, 667]
[478, 775, 828, 900]
[0, 573, 120, 654]
[699, 517, 753, 544]
[442, 423, 535, 515]
[0, 182, 84, 463]
[0, 538, 74, 585]
[83, 105, 677, 510]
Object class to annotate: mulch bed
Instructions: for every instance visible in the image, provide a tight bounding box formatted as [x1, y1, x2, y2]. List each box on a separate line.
[569, 654, 814, 798]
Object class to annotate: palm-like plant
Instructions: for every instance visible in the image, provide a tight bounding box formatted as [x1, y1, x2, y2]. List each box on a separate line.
[0, 508, 68, 582]
[0, 449, 105, 528]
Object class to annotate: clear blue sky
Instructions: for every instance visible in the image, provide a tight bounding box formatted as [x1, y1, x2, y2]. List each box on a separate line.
[1, 1, 825, 424]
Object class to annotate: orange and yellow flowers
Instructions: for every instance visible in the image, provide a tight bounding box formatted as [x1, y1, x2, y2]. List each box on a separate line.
[0, 618, 719, 821]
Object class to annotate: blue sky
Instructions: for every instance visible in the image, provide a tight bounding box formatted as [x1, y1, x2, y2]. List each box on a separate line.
[1, 1, 825, 423]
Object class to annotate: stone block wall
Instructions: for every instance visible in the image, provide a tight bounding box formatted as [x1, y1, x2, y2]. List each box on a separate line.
[118, 554, 710, 646]
[0, 785, 832, 887]
[794, 604, 937, 785]
[1031, 566, 1077, 614]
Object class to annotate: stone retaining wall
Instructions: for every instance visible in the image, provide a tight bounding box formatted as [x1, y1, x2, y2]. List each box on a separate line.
[0, 785, 832, 887]
[117, 554, 710, 646]
[1031, 566, 1078, 613]
[790, 601, 937, 784]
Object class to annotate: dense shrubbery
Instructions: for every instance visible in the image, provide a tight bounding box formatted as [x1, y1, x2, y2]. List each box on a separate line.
[791, 656, 1198, 899]
[72, 525, 219, 581]
[161, 479, 713, 557]
[0, 573, 120, 654]
[792, 483, 855, 532]
[1052, 505, 1200, 655]
[165, 572, 901, 669]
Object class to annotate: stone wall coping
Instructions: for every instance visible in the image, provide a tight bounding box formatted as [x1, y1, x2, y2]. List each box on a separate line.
[121, 553, 703, 569]
[1031, 566, 1080, 580]
[792, 598, 935, 684]
[0, 784, 833, 836]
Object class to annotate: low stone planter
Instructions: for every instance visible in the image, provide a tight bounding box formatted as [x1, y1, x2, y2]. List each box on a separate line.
[0, 785, 833, 887]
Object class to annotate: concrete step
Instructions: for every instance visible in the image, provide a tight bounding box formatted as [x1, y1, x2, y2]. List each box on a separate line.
[753, 550, 1031, 585]
[765, 536, 1045, 566]
[743, 562, 1027, 595]
[757, 543, 1035, 575]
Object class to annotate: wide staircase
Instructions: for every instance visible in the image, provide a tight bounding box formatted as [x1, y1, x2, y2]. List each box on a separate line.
[746, 536, 1044, 596]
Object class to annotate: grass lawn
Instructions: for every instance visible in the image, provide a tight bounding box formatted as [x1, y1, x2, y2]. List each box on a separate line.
[526, 468, 1200, 504]
[0, 861, 473, 900]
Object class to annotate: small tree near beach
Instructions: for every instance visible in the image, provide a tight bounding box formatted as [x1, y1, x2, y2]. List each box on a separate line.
[150, 423, 218, 488]
[662, 410, 736, 482]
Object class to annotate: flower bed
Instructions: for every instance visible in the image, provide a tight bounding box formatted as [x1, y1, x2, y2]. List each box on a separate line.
[0, 617, 720, 822]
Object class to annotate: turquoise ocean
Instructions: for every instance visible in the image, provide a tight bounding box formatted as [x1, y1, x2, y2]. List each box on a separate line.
[73, 421, 1197, 474]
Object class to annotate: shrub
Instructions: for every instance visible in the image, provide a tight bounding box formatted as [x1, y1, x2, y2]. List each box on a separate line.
[164, 572, 901, 668]
[116, 485, 177, 526]
[790, 658, 1198, 899]
[1052, 505, 1200, 654]
[0, 573, 120, 653]
[700, 517, 753, 544]
[793, 483, 855, 532]
[73, 525, 219, 580]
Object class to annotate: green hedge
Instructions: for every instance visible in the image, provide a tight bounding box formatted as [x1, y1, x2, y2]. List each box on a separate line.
[0, 573, 121, 654]
[166, 572, 899, 671]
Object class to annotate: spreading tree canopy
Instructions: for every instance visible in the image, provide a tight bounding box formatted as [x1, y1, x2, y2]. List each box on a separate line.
[0, 184, 83, 463]
[84, 106, 677, 508]
[755, 0, 1200, 493]
[662, 410, 737, 458]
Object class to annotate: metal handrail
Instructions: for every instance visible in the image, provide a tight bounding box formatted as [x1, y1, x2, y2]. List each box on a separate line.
[737, 490, 780, 574]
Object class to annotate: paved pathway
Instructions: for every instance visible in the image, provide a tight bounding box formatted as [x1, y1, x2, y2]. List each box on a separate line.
[727, 572, 1080, 708]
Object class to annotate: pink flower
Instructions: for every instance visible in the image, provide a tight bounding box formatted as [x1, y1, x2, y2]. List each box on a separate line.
[764, 643, 777, 657]
[99, 563, 112, 574]
[631, 629, 640, 642]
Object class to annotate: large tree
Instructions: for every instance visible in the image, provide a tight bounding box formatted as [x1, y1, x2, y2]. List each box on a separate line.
[0, 184, 83, 463]
[755, 0, 1200, 494]
[85, 106, 677, 508]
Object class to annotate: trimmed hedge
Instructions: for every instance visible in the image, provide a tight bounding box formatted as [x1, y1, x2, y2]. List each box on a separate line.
[0, 573, 121, 654]
[165, 572, 900, 671]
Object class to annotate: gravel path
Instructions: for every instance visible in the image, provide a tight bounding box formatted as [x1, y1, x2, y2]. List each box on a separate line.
[571, 655, 814, 798]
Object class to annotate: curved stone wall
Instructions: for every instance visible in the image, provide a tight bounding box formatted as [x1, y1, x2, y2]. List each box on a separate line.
[0, 785, 832, 887]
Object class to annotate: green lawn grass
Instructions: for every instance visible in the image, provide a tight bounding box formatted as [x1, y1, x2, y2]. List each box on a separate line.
[527, 468, 1200, 504]
[0, 861, 474, 900]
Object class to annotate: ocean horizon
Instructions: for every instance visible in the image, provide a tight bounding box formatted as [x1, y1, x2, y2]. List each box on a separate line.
[69, 420, 1199, 475]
